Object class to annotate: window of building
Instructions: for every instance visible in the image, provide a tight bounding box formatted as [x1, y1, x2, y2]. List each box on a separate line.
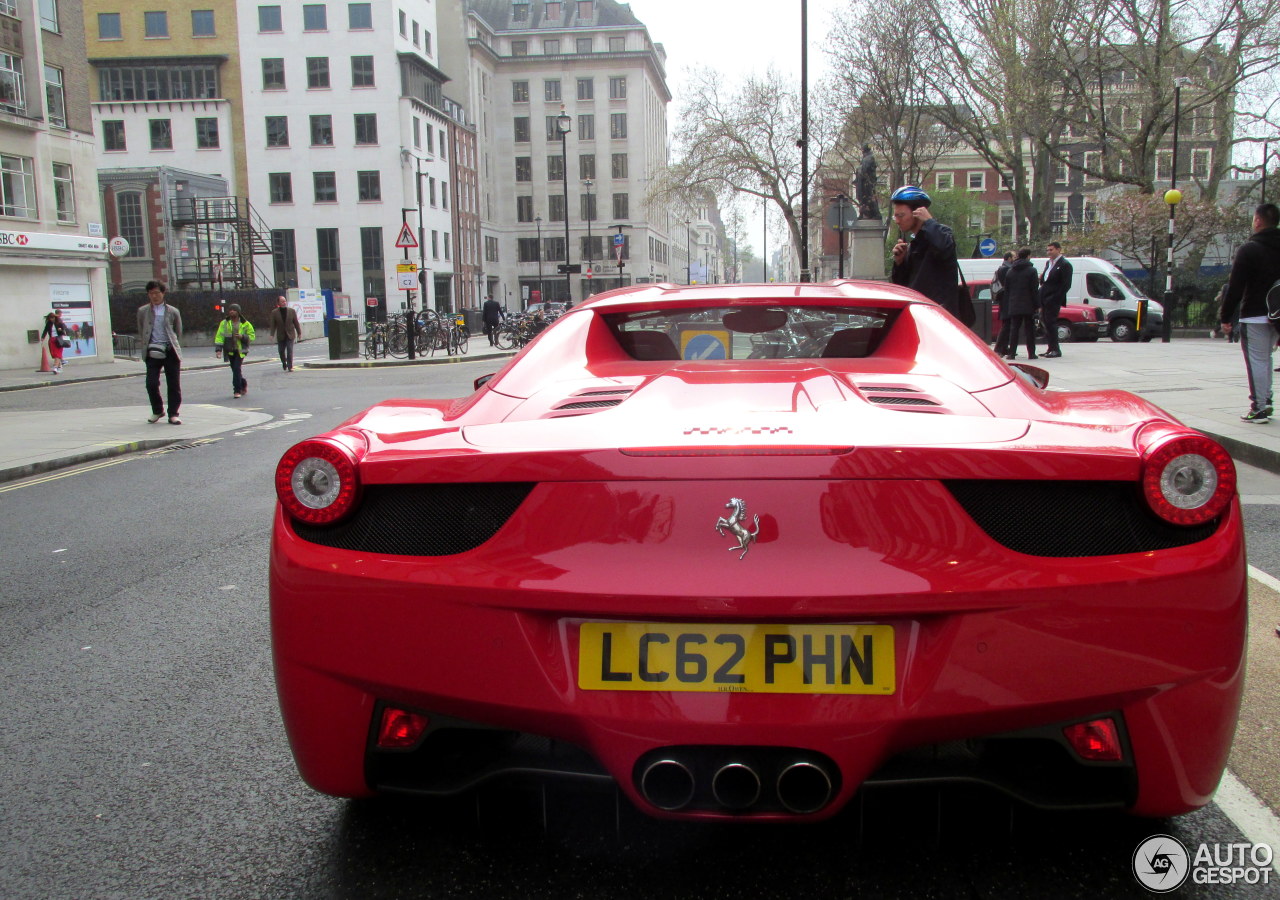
[544, 236, 565, 260]
[360, 226, 383, 285]
[354, 113, 378, 144]
[548, 156, 564, 180]
[608, 36, 624, 52]
[196, 117, 219, 148]
[543, 39, 560, 55]
[444, 232, 450, 259]
[576, 77, 593, 100]
[412, 20, 419, 46]
[424, 30, 432, 55]
[357, 170, 380, 201]
[348, 56, 373, 86]
[1155, 149, 1173, 181]
[517, 238, 540, 261]
[149, 119, 173, 150]
[317, 228, 341, 290]
[612, 192, 628, 219]
[512, 80, 529, 102]
[431, 230, 439, 258]
[310, 114, 333, 146]
[98, 12, 122, 39]
[611, 153, 627, 178]
[441, 181, 448, 209]
[610, 113, 627, 139]
[609, 76, 626, 99]
[258, 5, 282, 31]
[103, 120, 126, 151]
[576, 37, 592, 54]
[935, 172, 953, 191]
[512, 0, 530, 20]
[579, 154, 595, 179]
[1191, 148, 1212, 179]
[52, 162, 74, 223]
[1000, 172, 1014, 190]
[581, 236, 603, 260]
[349, 2, 371, 28]
[262, 58, 285, 90]
[116, 192, 146, 254]
[513, 116, 530, 142]
[485, 235, 499, 263]
[314, 172, 337, 202]
[307, 58, 330, 89]
[269, 172, 293, 202]
[1082, 151, 1101, 184]
[439, 129, 445, 158]
[1083, 200, 1097, 224]
[44, 66, 65, 128]
[515, 157, 531, 181]
[1055, 162, 1068, 184]
[1052, 200, 1067, 222]
[511, 41, 527, 56]
[144, 10, 168, 37]
[545, 115, 561, 141]
[40, 0, 58, 32]
[544, 79, 561, 101]
[192, 9, 215, 36]
[999, 207, 1015, 239]
[428, 177, 436, 205]
[967, 171, 985, 191]
[545, 1, 561, 18]
[265, 116, 289, 147]
[303, 4, 327, 30]
[412, 117, 421, 149]
[577, 0, 593, 16]
[517, 195, 534, 222]
[272, 229, 296, 286]
[98, 63, 219, 100]
[426, 126, 434, 154]
[578, 114, 594, 140]
[398, 9, 406, 35]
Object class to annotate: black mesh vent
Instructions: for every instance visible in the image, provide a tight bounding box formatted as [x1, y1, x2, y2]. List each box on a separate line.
[869, 396, 938, 407]
[945, 480, 1218, 557]
[293, 483, 536, 556]
[556, 399, 623, 410]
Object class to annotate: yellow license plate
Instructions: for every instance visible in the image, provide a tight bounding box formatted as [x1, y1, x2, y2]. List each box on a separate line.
[578, 623, 895, 694]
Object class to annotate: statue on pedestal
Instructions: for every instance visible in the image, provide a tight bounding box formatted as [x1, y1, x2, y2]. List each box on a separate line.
[856, 145, 880, 220]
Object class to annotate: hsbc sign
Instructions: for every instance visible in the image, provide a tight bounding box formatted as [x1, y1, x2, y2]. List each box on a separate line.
[0, 230, 109, 253]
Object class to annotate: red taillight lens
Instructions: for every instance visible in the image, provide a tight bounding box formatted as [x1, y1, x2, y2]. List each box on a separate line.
[1141, 435, 1235, 526]
[1063, 718, 1124, 762]
[275, 439, 361, 524]
[377, 707, 430, 749]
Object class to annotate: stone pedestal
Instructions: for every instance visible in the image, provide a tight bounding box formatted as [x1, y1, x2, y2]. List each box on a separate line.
[848, 219, 888, 280]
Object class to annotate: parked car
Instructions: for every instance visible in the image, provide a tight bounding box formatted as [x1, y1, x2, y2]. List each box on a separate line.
[971, 279, 1105, 343]
[271, 280, 1244, 822]
[961, 256, 1162, 342]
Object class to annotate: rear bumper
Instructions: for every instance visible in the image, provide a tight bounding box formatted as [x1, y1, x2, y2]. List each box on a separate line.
[270, 483, 1246, 821]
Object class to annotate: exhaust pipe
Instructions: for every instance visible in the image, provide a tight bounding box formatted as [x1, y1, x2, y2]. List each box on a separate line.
[639, 758, 695, 811]
[711, 762, 761, 810]
[776, 760, 834, 814]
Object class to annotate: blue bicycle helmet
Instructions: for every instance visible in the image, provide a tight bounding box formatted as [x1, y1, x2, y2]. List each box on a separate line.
[889, 185, 932, 209]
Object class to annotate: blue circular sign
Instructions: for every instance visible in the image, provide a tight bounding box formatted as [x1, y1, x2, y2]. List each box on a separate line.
[684, 334, 727, 360]
[612, 234, 625, 246]
[979, 238, 998, 258]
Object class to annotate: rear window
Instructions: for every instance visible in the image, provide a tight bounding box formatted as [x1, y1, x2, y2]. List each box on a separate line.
[605, 305, 896, 361]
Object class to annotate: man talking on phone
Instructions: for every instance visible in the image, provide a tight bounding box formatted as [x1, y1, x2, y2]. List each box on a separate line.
[889, 185, 961, 317]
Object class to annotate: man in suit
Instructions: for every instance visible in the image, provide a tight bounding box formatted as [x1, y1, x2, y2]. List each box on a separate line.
[268, 295, 303, 371]
[137, 281, 184, 424]
[889, 186, 960, 316]
[1039, 242, 1072, 358]
[482, 295, 503, 346]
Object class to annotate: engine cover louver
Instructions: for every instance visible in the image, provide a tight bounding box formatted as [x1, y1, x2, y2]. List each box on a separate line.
[547, 387, 635, 418]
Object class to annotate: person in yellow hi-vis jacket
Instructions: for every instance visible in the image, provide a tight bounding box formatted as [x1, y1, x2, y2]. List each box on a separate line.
[214, 303, 256, 398]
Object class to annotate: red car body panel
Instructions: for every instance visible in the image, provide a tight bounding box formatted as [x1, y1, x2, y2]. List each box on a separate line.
[270, 282, 1246, 821]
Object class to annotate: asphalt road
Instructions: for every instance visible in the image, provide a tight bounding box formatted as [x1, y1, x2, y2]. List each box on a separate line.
[1, 359, 1278, 899]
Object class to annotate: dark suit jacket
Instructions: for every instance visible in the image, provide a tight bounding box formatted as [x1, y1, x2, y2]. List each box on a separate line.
[1003, 259, 1040, 317]
[890, 218, 959, 314]
[1040, 257, 1073, 312]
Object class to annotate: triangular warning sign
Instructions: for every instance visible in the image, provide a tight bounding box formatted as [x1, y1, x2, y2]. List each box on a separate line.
[394, 222, 418, 248]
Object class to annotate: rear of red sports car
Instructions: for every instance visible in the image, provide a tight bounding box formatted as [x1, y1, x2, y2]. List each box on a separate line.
[269, 283, 1246, 821]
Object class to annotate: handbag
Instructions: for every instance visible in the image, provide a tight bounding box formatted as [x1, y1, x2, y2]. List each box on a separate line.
[956, 271, 977, 328]
[147, 342, 168, 359]
[57, 336, 71, 348]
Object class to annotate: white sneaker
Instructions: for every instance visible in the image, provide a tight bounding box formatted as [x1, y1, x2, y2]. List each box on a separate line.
[147, 413, 163, 423]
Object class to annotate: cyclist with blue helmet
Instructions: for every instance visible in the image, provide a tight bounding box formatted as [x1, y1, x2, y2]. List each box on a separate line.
[889, 185, 962, 317]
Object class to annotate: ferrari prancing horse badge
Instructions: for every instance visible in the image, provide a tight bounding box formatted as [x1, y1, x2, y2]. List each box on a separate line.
[715, 497, 761, 559]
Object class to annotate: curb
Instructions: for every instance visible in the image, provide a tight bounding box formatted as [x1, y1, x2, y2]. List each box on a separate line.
[0, 357, 274, 393]
[0, 437, 182, 484]
[1202, 429, 1280, 477]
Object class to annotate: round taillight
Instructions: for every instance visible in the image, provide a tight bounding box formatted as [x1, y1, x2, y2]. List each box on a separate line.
[1141, 435, 1235, 526]
[275, 439, 361, 524]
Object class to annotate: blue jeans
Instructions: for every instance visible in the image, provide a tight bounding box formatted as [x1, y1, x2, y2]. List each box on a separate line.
[227, 354, 246, 393]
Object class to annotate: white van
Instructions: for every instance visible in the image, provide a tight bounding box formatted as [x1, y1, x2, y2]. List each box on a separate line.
[959, 256, 1163, 342]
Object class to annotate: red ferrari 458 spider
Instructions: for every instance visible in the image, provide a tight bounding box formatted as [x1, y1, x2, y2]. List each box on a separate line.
[270, 281, 1245, 821]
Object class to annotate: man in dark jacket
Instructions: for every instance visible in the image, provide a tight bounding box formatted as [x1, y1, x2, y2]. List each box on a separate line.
[889, 186, 960, 316]
[268, 295, 303, 371]
[992, 251, 1016, 355]
[1039, 242, 1072, 358]
[1002, 248, 1040, 360]
[1220, 203, 1280, 423]
[482, 295, 503, 346]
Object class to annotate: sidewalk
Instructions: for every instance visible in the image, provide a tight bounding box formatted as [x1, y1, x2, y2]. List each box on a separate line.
[0, 335, 1276, 483]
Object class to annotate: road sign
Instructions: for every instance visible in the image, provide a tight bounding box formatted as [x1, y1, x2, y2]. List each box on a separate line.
[678, 326, 731, 360]
[557, 263, 582, 274]
[397, 271, 418, 290]
[366, 296, 378, 307]
[108, 236, 130, 257]
[979, 237, 998, 257]
[396, 261, 417, 273]
[394, 222, 418, 248]
[612, 234, 625, 246]
[826, 203, 859, 230]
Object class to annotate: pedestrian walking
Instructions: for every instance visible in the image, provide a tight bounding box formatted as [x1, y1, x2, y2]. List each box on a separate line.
[41, 310, 68, 374]
[991, 252, 1015, 356]
[137, 281, 183, 425]
[215, 304, 256, 398]
[267, 295, 302, 371]
[1219, 202, 1280, 423]
[482, 295, 502, 346]
[889, 185, 962, 316]
[1001, 248, 1040, 361]
[1039, 242, 1072, 358]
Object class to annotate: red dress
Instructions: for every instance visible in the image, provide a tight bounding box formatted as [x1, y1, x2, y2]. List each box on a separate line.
[45, 323, 65, 361]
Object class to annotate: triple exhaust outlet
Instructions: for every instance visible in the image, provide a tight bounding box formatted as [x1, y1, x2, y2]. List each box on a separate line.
[638, 753, 835, 815]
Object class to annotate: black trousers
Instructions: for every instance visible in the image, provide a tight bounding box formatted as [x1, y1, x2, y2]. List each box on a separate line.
[145, 347, 181, 416]
[1007, 315, 1037, 358]
[1042, 305, 1061, 354]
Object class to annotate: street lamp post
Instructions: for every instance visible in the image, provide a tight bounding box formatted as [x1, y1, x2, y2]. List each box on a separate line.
[1162, 76, 1192, 343]
[834, 193, 850, 278]
[762, 200, 768, 283]
[301, 265, 314, 289]
[685, 220, 691, 284]
[584, 179, 594, 295]
[1264, 139, 1271, 203]
[534, 215, 543, 308]
[799, 0, 811, 282]
[556, 106, 573, 305]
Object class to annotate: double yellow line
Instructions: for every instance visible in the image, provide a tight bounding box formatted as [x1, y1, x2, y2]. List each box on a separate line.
[0, 438, 221, 493]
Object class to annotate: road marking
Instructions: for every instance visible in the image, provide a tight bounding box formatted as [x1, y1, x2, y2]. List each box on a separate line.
[0, 455, 137, 491]
[1217, 769, 1280, 874]
[1248, 564, 1280, 594]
